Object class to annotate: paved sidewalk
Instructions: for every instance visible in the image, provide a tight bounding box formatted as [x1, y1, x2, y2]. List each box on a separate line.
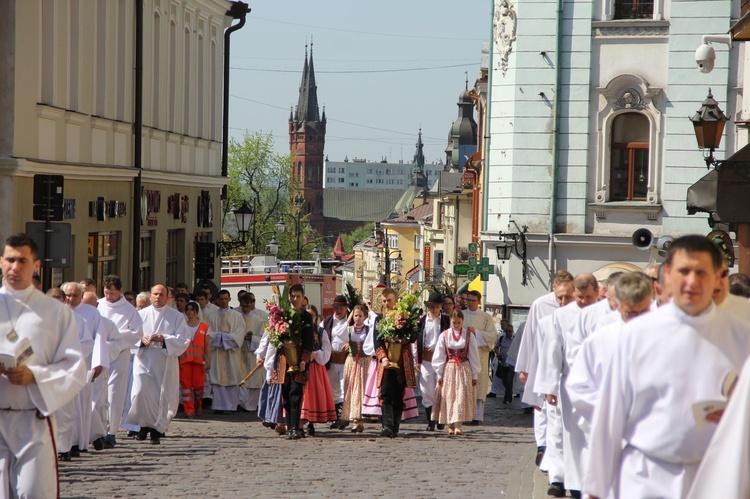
[59, 397, 538, 498]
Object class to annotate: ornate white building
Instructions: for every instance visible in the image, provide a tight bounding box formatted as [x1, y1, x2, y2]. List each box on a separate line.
[0, 0, 231, 291]
[481, 0, 738, 308]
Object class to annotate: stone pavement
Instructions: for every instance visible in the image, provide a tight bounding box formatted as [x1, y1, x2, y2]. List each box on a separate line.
[58, 396, 554, 498]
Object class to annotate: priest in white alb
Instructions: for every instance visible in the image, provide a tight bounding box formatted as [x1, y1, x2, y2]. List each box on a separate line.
[585, 236, 750, 499]
[461, 290, 499, 425]
[205, 289, 246, 413]
[126, 284, 191, 444]
[0, 233, 86, 498]
[97, 274, 143, 448]
[237, 292, 267, 411]
[535, 273, 599, 496]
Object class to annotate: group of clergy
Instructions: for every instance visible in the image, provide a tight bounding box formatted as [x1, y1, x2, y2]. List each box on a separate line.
[515, 234, 750, 498]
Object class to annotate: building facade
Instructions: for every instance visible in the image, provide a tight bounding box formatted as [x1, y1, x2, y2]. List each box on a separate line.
[0, 0, 229, 292]
[481, 0, 737, 308]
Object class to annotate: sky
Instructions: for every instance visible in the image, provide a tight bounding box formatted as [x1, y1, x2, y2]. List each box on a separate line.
[228, 0, 489, 165]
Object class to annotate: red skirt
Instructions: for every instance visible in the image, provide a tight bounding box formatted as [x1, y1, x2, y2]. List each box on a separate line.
[300, 362, 337, 423]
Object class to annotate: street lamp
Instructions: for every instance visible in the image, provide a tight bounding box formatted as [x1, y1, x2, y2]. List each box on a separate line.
[373, 222, 403, 288]
[690, 88, 729, 167]
[266, 235, 280, 257]
[276, 214, 315, 259]
[217, 200, 256, 254]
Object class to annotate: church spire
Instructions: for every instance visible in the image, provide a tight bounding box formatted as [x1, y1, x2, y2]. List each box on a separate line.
[295, 41, 320, 124]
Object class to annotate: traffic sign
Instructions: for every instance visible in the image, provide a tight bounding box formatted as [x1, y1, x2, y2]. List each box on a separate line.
[25, 222, 72, 267]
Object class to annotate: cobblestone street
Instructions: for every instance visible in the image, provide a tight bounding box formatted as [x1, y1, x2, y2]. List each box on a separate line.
[59, 396, 546, 498]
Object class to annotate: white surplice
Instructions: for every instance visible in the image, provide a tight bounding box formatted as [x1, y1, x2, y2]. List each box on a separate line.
[0, 286, 86, 499]
[462, 308, 498, 410]
[97, 295, 143, 436]
[89, 316, 121, 442]
[239, 308, 267, 410]
[535, 301, 587, 491]
[535, 315, 564, 484]
[687, 355, 750, 499]
[326, 315, 349, 404]
[516, 292, 558, 407]
[126, 305, 191, 433]
[585, 301, 750, 499]
[718, 292, 750, 322]
[419, 314, 443, 408]
[566, 298, 614, 368]
[206, 307, 246, 410]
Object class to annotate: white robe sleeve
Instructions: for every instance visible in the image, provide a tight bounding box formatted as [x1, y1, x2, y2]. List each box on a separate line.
[164, 314, 191, 357]
[566, 337, 599, 432]
[534, 315, 564, 395]
[468, 331, 481, 379]
[432, 332, 447, 379]
[27, 307, 87, 416]
[118, 309, 143, 351]
[78, 319, 95, 364]
[255, 331, 270, 359]
[584, 333, 632, 499]
[91, 325, 110, 370]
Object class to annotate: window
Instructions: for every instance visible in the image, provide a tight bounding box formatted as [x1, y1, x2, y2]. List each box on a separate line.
[387, 234, 399, 249]
[88, 232, 119, 295]
[139, 232, 153, 291]
[338, 168, 345, 173]
[613, 0, 653, 19]
[610, 113, 649, 201]
[415, 234, 423, 250]
[166, 229, 183, 286]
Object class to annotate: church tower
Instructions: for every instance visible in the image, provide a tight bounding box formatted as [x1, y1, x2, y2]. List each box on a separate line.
[289, 43, 326, 234]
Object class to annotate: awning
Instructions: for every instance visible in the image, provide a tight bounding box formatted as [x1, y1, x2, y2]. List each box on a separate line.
[687, 169, 718, 215]
[731, 11, 750, 41]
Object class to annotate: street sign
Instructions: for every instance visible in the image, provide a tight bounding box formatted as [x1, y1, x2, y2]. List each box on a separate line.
[24, 222, 72, 268]
[453, 263, 472, 276]
[472, 257, 495, 281]
[468, 242, 478, 254]
[33, 204, 64, 221]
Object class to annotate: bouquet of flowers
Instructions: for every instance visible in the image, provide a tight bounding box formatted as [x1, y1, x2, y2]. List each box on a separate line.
[265, 285, 306, 349]
[376, 293, 423, 342]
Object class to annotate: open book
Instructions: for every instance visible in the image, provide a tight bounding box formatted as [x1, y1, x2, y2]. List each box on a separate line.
[0, 337, 34, 369]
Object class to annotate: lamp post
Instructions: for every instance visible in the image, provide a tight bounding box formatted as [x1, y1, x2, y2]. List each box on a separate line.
[276, 213, 312, 260]
[690, 89, 729, 167]
[688, 90, 750, 274]
[373, 222, 403, 288]
[217, 200, 254, 254]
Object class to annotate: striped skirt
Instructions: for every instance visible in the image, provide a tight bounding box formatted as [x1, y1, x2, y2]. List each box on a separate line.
[342, 355, 370, 421]
[432, 360, 476, 425]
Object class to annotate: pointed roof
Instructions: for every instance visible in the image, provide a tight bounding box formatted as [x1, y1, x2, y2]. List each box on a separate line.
[410, 129, 427, 188]
[333, 235, 347, 258]
[295, 43, 321, 123]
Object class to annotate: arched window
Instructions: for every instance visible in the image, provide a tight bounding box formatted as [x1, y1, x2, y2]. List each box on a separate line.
[297, 161, 302, 179]
[610, 113, 649, 201]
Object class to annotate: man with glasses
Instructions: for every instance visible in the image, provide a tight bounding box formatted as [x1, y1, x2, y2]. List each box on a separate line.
[238, 292, 267, 411]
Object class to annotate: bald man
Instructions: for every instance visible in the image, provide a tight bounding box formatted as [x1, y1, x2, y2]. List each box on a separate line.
[125, 284, 191, 445]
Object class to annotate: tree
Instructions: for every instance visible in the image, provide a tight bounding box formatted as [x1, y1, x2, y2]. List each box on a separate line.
[340, 223, 375, 254]
[224, 131, 295, 254]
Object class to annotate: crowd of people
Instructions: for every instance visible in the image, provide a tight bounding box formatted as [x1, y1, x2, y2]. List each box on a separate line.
[515, 235, 750, 498]
[2, 229, 749, 498]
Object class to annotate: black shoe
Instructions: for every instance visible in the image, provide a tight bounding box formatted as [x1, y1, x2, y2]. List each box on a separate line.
[92, 437, 104, 451]
[104, 434, 116, 448]
[307, 424, 315, 437]
[127, 430, 138, 438]
[329, 422, 339, 429]
[569, 491, 581, 499]
[286, 430, 296, 440]
[59, 452, 72, 462]
[547, 482, 565, 497]
[136, 428, 149, 441]
[426, 422, 435, 431]
[150, 436, 161, 445]
[379, 427, 394, 438]
[486, 392, 497, 398]
[469, 420, 481, 426]
[337, 420, 350, 429]
[536, 446, 546, 467]
[70, 445, 81, 457]
[437, 423, 445, 430]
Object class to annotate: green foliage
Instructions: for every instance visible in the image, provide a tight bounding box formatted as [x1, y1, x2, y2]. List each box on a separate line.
[224, 131, 298, 255]
[340, 223, 375, 254]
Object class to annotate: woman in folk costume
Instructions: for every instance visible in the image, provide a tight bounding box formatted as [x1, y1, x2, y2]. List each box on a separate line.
[432, 310, 481, 435]
[178, 302, 211, 418]
[342, 305, 371, 432]
[257, 330, 286, 434]
[300, 305, 337, 436]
